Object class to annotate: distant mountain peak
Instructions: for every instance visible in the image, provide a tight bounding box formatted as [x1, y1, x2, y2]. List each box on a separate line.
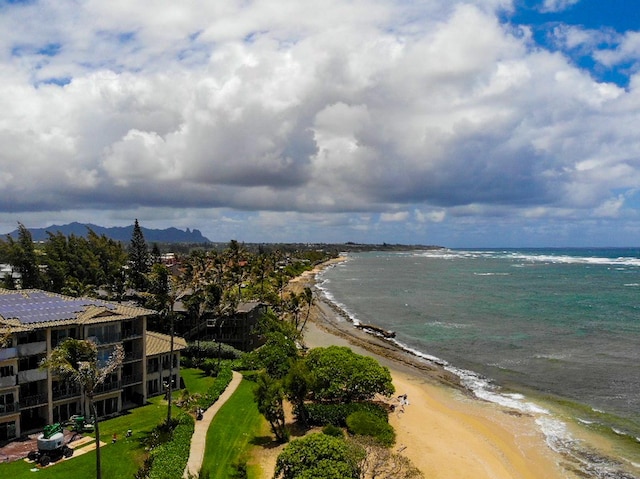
[6, 222, 211, 243]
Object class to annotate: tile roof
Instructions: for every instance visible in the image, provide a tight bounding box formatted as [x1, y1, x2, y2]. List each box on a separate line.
[146, 330, 187, 357]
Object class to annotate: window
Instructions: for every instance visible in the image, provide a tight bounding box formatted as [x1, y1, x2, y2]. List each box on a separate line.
[51, 328, 76, 348]
[0, 421, 16, 441]
[53, 401, 79, 423]
[87, 324, 120, 344]
[16, 331, 45, 345]
[18, 355, 42, 371]
[0, 365, 14, 378]
[0, 392, 15, 413]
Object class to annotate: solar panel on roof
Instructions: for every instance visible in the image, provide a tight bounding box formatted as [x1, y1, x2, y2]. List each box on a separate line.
[0, 292, 117, 324]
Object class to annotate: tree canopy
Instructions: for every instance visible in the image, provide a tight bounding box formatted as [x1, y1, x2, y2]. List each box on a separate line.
[304, 346, 395, 402]
[273, 433, 364, 479]
[41, 338, 124, 479]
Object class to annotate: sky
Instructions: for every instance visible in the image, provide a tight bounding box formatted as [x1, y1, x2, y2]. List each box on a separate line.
[1, 0, 639, 248]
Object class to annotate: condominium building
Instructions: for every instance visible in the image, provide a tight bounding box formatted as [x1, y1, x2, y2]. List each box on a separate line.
[0, 288, 167, 444]
[145, 331, 187, 398]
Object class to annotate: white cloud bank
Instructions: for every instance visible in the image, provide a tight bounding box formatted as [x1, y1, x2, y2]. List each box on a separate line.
[0, 0, 639, 246]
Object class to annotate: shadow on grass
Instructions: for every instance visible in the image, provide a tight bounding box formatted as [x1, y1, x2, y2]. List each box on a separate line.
[250, 436, 276, 448]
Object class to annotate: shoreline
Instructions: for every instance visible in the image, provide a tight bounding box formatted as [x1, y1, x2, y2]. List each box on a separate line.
[288, 258, 640, 479]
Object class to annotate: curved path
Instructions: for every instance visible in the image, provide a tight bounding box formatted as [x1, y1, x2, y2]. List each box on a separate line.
[183, 371, 243, 478]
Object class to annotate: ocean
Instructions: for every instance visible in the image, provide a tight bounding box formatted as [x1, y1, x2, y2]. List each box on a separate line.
[317, 248, 640, 478]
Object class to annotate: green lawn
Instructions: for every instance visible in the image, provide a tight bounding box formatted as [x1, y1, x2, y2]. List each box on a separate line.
[0, 395, 178, 478]
[0, 369, 257, 479]
[200, 379, 268, 479]
[181, 367, 217, 395]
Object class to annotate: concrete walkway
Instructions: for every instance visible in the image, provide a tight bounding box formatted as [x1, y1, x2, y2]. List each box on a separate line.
[183, 371, 243, 478]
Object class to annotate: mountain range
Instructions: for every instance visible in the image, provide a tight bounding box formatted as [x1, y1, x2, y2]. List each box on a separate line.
[6, 222, 211, 243]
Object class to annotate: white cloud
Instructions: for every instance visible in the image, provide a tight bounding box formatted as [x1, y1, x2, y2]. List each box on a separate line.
[593, 196, 624, 218]
[594, 31, 640, 67]
[380, 211, 410, 222]
[539, 0, 580, 13]
[0, 0, 639, 246]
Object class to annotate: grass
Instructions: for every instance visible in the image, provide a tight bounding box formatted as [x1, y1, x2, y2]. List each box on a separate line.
[200, 379, 267, 479]
[0, 395, 179, 478]
[0, 369, 260, 478]
[181, 367, 217, 395]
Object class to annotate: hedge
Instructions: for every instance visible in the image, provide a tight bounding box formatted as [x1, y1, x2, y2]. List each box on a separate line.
[346, 411, 396, 447]
[142, 367, 234, 479]
[197, 365, 234, 410]
[147, 414, 195, 479]
[306, 402, 388, 427]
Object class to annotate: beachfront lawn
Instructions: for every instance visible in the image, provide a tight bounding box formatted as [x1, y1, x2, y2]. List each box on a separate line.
[0, 395, 179, 479]
[200, 378, 268, 479]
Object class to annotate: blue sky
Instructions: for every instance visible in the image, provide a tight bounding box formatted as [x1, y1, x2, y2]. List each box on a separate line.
[0, 0, 639, 247]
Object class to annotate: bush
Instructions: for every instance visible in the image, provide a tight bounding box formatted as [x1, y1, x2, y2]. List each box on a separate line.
[196, 366, 233, 410]
[306, 402, 388, 427]
[147, 414, 195, 479]
[346, 411, 396, 447]
[322, 424, 344, 438]
[185, 341, 244, 361]
[274, 433, 364, 479]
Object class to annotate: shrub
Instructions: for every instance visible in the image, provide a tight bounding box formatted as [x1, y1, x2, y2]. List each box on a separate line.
[184, 341, 244, 361]
[196, 366, 233, 410]
[322, 424, 344, 438]
[274, 433, 364, 479]
[346, 411, 396, 447]
[147, 414, 195, 479]
[306, 402, 389, 427]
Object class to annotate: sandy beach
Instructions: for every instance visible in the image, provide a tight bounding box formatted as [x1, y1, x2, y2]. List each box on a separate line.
[282, 259, 576, 479]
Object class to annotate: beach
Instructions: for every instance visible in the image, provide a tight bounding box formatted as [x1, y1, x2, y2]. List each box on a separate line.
[283, 259, 575, 479]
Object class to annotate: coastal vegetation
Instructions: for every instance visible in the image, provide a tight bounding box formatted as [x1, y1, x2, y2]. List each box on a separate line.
[0, 222, 425, 478]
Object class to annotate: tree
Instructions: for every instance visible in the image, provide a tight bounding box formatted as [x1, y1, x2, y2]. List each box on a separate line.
[299, 286, 314, 333]
[128, 219, 149, 291]
[304, 346, 395, 403]
[257, 331, 299, 379]
[284, 360, 310, 426]
[273, 433, 364, 479]
[6, 223, 42, 289]
[254, 373, 288, 443]
[145, 263, 185, 423]
[41, 338, 124, 479]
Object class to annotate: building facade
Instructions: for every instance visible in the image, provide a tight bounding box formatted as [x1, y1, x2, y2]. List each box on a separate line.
[0, 288, 160, 444]
[206, 301, 267, 351]
[145, 331, 187, 398]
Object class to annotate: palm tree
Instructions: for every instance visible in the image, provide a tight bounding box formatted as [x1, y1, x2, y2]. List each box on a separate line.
[299, 287, 314, 334]
[41, 338, 124, 479]
[146, 263, 188, 423]
[254, 373, 288, 443]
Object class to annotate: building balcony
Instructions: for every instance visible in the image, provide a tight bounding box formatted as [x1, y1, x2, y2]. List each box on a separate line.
[18, 368, 47, 383]
[86, 333, 122, 345]
[20, 392, 48, 408]
[17, 341, 46, 357]
[52, 385, 81, 401]
[0, 347, 17, 361]
[0, 375, 17, 388]
[122, 329, 143, 341]
[94, 380, 122, 395]
[122, 373, 143, 386]
[0, 401, 19, 417]
[123, 350, 143, 362]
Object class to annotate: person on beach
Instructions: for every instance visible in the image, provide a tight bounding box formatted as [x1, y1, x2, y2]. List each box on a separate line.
[397, 393, 409, 414]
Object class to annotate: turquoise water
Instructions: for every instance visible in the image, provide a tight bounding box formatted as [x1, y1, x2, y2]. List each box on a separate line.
[318, 248, 640, 477]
